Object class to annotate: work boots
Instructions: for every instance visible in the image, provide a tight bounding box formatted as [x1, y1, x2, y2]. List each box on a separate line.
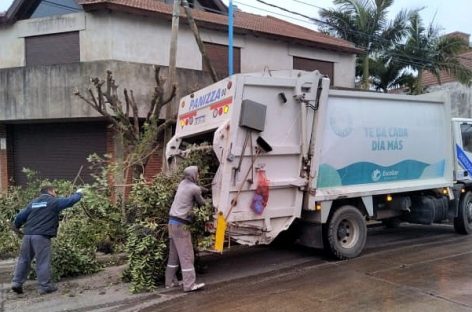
[11, 285, 23, 294]
[185, 282, 205, 292]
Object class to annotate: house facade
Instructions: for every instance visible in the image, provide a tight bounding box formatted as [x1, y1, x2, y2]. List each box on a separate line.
[0, 0, 360, 191]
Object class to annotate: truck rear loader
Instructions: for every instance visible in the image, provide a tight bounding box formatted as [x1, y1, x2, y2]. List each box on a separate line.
[166, 70, 472, 259]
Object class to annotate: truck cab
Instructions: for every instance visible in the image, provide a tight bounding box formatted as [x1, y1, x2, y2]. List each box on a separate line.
[453, 118, 472, 183]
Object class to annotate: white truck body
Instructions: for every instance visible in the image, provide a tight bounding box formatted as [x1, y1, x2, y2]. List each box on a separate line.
[167, 70, 472, 259]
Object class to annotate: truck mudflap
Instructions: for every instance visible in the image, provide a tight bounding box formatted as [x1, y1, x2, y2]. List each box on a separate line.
[450, 184, 462, 220]
[297, 220, 323, 249]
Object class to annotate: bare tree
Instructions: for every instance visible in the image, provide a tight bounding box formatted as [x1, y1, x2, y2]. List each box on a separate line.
[74, 66, 176, 180]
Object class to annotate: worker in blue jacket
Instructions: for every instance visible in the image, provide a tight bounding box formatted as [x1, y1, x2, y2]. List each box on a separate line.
[10, 185, 83, 295]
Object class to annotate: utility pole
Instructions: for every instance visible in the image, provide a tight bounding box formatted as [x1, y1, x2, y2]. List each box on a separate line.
[228, 0, 234, 76]
[164, 0, 181, 172]
[167, 0, 180, 96]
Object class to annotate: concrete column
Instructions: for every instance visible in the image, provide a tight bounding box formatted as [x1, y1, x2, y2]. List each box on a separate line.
[0, 124, 8, 192]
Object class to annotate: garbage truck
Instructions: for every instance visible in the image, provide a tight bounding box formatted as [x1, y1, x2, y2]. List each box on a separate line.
[166, 70, 472, 259]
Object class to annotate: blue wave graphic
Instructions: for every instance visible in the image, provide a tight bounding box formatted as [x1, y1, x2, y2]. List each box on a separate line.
[317, 159, 445, 188]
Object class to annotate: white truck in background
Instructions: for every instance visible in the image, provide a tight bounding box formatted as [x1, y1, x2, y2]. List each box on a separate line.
[166, 70, 472, 259]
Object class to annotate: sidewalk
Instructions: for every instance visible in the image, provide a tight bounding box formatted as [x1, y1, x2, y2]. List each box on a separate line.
[0, 245, 319, 312]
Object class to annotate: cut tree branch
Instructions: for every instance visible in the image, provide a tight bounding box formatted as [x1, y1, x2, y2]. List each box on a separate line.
[182, 0, 219, 82]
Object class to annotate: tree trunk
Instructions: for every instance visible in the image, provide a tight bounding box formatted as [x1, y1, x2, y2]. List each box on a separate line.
[415, 69, 424, 94]
[362, 54, 370, 90]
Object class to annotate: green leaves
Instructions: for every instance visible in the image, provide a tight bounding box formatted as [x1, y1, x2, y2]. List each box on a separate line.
[0, 169, 120, 278]
[1, 144, 217, 293]
[124, 222, 168, 293]
[51, 240, 102, 280]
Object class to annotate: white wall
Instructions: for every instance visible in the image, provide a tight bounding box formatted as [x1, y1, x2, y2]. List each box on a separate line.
[81, 11, 203, 69]
[241, 38, 292, 72]
[428, 82, 472, 118]
[96, 12, 356, 87]
[80, 12, 112, 61]
[0, 23, 24, 68]
[0, 11, 356, 88]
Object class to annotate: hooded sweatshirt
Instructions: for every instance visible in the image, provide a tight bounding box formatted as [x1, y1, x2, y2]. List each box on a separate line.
[169, 166, 205, 222]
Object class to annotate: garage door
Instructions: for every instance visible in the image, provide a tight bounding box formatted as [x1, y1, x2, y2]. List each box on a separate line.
[8, 122, 107, 186]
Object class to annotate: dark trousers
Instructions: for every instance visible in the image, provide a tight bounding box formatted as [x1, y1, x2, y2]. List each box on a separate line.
[12, 235, 54, 291]
[165, 224, 196, 291]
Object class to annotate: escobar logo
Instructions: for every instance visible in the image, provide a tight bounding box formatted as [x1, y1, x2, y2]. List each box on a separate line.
[329, 109, 353, 138]
[189, 88, 227, 110]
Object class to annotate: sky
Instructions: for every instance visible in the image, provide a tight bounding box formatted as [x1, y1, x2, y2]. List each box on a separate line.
[0, 0, 471, 38]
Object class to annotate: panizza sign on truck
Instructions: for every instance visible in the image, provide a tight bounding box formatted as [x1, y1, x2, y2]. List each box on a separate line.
[189, 88, 227, 110]
[176, 79, 235, 137]
[167, 70, 472, 260]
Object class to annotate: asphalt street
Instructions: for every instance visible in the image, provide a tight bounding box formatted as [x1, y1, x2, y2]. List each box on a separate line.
[148, 223, 472, 312]
[2, 223, 472, 312]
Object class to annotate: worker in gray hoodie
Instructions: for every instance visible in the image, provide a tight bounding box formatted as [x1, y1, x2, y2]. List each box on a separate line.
[165, 166, 206, 292]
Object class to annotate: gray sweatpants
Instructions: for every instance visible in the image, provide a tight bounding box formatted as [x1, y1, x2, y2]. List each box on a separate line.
[165, 224, 196, 291]
[12, 235, 54, 291]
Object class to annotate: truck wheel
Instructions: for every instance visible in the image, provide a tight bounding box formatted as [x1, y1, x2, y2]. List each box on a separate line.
[325, 205, 367, 259]
[454, 191, 472, 234]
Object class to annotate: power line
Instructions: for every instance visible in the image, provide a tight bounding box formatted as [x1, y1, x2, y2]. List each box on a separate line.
[233, 1, 316, 27]
[255, 0, 320, 23]
[251, 0, 472, 65]
[238, 2, 432, 67]
[291, 0, 324, 10]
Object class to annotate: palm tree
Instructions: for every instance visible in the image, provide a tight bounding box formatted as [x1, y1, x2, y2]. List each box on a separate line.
[395, 12, 472, 94]
[370, 55, 415, 92]
[319, 0, 412, 89]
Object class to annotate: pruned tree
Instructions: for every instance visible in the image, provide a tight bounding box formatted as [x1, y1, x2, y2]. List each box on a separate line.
[74, 66, 176, 181]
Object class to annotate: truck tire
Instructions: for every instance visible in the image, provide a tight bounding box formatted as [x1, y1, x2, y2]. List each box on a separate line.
[454, 191, 472, 234]
[324, 205, 367, 259]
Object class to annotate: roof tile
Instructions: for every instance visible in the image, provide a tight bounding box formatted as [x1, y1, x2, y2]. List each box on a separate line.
[422, 49, 472, 86]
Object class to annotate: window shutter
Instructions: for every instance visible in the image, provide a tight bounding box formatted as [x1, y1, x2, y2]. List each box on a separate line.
[203, 42, 241, 78]
[293, 56, 334, 84]
[25, 31, 80, 66]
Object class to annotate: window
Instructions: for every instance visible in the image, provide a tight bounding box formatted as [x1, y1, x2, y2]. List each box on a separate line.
[293, 56, 334, 84]
[203, 42, 240, 79]
[461, 123, 472, 153]
[25, 31, 80, 66]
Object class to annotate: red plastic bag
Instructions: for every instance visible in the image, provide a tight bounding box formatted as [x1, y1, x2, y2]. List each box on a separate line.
[251, 169, 269, 215]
